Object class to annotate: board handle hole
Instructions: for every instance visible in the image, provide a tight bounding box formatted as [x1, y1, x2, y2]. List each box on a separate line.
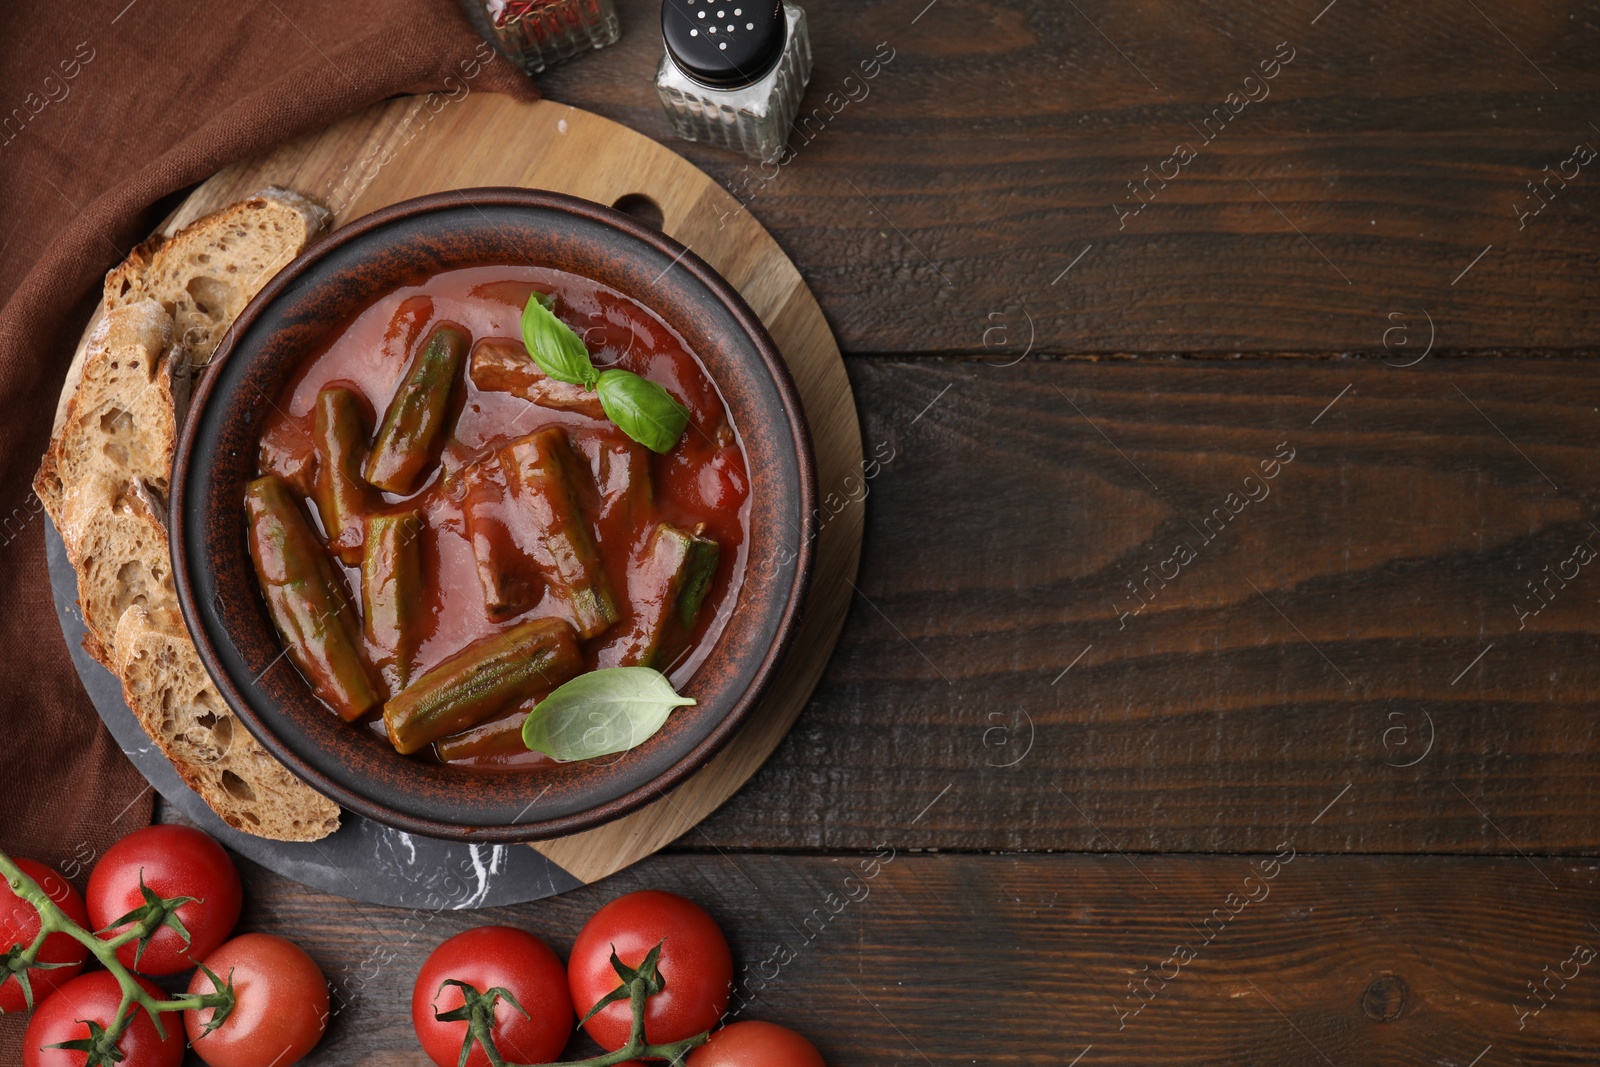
[612, 194, 665, 231]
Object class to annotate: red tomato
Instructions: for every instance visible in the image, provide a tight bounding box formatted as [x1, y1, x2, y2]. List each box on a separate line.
[185, 934, 328, 1067]
[568, 891, 732, 1051]
[23, 971, 184, 1067]
[87, 825, 242, 976]
[412, 926, 573, 1067]
[688, 1021, 825, 1067]
[1, 858, 90, 1012]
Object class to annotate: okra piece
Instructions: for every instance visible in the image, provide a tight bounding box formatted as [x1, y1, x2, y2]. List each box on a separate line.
[365, 323, 469, 494]
[362, 510, 425, 691]
[575, 431, 653, 549]
[436, 708, 537, 763]
[469, 337, 606, 419]
[257, 436, 317, 500]
[383, 617, 582, 756]
[245, 475, 381, 721]
[382, 295, 434, 362]
[460, 457, 540, 621]
[501, 428, 619, 639]
[597, 523, 720, 670]
[312, 385, 377, 566]
[676, 528, 721, 628]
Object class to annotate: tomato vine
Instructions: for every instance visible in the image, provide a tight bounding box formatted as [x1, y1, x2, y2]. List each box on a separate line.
[443, 940, 708, 1067]
[0, 848, 237, 1067]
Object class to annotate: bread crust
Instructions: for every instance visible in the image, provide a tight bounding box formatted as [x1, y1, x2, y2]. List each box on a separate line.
[38, 189, 338, 841]
[103, 186, 331, 363]
[34, 300, 180, 529]
[115, 604, 341, 842]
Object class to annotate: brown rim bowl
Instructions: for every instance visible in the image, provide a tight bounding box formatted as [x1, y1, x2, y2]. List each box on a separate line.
[170, 188, 816, 842]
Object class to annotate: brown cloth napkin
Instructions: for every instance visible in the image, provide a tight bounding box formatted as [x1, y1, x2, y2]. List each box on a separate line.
[0, 4, 534, 866]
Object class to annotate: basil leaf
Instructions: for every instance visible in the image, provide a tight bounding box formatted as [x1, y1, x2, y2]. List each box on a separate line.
[521, 667, 696, 762]
[521, 291, 598, 389]
[596, 369, 692, 454]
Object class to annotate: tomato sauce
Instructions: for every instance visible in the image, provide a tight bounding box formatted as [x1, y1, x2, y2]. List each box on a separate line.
[255, 265, 750, 769]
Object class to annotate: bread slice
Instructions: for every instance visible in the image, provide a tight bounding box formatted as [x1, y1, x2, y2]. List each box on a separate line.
[54, 474, 174, 668]
[37, 187, 341, 841]
[115, 605, 341, 842]
[34, 300, 184, 526]
[104, 186, 331, 363]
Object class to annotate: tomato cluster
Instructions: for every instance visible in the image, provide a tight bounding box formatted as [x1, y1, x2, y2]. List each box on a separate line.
[413, 890, 824, 1066]
[2, 826, 327, 1067]
[6, 828, 825, 1067]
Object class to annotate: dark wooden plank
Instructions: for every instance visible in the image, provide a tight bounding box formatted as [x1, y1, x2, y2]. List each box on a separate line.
[14, 848, 1598, 1064]
[15, 850, 1582, 1066]
[539, 0, 1600, 355]
[685, 356, 1600, 853]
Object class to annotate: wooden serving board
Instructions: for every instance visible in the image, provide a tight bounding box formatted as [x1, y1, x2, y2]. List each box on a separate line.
[66, 95, 861, 890]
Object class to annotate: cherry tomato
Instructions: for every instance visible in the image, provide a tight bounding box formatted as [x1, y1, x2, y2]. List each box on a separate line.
[87, 825, 242, 976]
[412, 926, 573, 1067]
[23, 971, 184, 1067]
[185, 934, 328, 1067]
[569, 891, 732, 1051]
[688, 1021, 825, 1067]
[1, 858, 90, 1012]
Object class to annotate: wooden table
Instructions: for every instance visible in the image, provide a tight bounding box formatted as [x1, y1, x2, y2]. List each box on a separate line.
[181, 1, 1600, 1062]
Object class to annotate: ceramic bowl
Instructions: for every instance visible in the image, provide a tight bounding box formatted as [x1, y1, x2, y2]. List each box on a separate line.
[170, 188, 815, 842]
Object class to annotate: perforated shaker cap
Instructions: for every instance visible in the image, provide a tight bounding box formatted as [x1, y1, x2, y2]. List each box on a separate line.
[662, 0, 787, 89]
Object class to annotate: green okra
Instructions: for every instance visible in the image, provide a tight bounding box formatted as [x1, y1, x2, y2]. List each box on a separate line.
[460, 456, 539, 621]
[584, 431, 653, 547]
[597, 523, 720, 670]
[245, 474, 381, 721]
[500, 427, 619, 639]
[312, 385, 377, 566]
[361, 510, 425, 692]
[365, 324, 469, 494]
[435, 710, 535, 763]
[382, 616, 582, 756]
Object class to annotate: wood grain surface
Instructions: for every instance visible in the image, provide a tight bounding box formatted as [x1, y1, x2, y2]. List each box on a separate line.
[23, 2, 1600, 1065]
[538, 0, 1600, 356]
[67, 95, 863, 883]
[214, 848, 1600, 1066]
[692, 356, 1600, 855]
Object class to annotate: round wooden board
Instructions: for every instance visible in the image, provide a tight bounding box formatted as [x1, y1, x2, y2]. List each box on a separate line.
[64, 95, 862, 889]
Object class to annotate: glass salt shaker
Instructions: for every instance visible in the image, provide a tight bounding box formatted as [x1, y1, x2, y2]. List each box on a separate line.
[475, 0, 621, 75]
[655, 0, 812, 162]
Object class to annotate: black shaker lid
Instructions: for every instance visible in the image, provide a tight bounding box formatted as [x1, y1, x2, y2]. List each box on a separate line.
[662, 0, 787, 89]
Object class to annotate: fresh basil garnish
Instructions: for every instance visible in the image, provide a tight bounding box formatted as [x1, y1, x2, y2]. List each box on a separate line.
[596, 369, 691, 454]
[521, 667, 696, 762]
[521, 291, 598, 390]
[519, 292, 691, 454]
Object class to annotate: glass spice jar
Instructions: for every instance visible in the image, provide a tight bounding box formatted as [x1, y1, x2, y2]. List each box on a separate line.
[478, 0, 621, 75]
[655, 0, 812, 163]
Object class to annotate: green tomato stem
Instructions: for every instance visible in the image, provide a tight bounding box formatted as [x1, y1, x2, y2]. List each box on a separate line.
[21, 925, 49, 961]
[450, 968, 707, 1067]
[0, 847, 235, 1046]
[518, 976, 707, 1067]
[104, 926, 144, 951]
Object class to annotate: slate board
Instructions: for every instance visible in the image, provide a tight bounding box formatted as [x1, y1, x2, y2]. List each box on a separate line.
[46, 520, 583, 909]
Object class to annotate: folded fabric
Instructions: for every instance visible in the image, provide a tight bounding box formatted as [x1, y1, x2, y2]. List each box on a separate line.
[0, 0, 534, 876]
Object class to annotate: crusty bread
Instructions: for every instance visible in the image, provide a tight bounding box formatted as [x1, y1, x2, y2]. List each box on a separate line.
[115, 605, 341, 842]
[104, 186, 330, 363]
[34, 300, 184, 526]
[54, 474, 173, 668]
[37, 188, 340, 841]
